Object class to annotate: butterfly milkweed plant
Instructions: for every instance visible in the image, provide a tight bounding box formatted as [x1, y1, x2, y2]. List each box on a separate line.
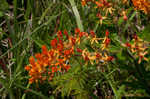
[0, 0, 150, 99]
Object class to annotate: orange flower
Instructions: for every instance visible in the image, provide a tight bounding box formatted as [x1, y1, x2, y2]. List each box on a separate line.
[95, 0, 111, 9]
[85, 56, 90, 61]
[51, 38, 57, 48]
[122, 0, 128, 4]
[125, 42, 131, 48]
[105, 30, 109, 37]
[79, 32, 84, 38]
[101, 37, 110, 50]
[29, 56, 35, 66]
[101, 30, 111, 50]
[105, 38, 111, 46]
[57, 31, 63, 38]
[64, 65, 71, 71]
[35, 53, 42, 59]
[29, 77, 34, 84]
[71, 37, 76, 45]
[106, 56, 114, 61]
[96, 53, 101, 58]
[57, 43, 64, 52]
[64, 49, 73, 56]
[123, 34, 149, 64]
[52, 67, 58, 73]
[76, 48, 82, 53]
[132, 0, 150, 14]
[42, 45, 48, 55]
[96, 13, 107, 24]
[75, 28, 80, 34]
[25, 65, 31, 71]
[95, 1, 103, 8]
[81, 0, 87, 6]
[102, 0, 110, 7]
[64, 29, 69, 38]
[90, 30, 95, 37]
[103, 53, 114, 62]
[123, 15, 128, 21]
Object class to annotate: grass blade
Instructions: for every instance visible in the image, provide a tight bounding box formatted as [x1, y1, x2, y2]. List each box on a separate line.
[68, 0, 84, 31]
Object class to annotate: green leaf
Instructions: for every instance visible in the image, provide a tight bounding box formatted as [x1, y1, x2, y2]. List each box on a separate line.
[68, 0, 84, 31]
[117, 85, 126, 98]
[15, 83, 49, 99]
[30, 37, 45, 48]
[0, 0, 9, 11]
[109, 45, 121, 53]
[0, 11, 4, 17]
[0, 28, 4, 39]
[116, 51, 126, 60]
[49, 95, 55, 99]
[138, 24, 150, 41]
[118, 17, 124, 26]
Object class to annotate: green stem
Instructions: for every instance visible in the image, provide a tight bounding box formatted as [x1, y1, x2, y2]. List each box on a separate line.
[106, 64, 119, 99]
[0, 78, 15, 99]
[134, 60, 150, 94]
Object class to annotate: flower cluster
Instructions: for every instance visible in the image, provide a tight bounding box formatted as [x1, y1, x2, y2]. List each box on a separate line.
[81, 30, 114, 65]
[81, 0, 115, 24]
[25, 29, 114, 84]
[123, 34, 149, 64]
[81, 0, 92, 6]
[25, 29, 79, 84]
[132, 0, 150, 14]
[81, 0, 111, 8]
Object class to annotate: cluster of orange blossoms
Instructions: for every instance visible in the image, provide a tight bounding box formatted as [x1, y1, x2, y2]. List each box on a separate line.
[123, 34, 149, 64]
[132, 0, 150, 14]
[81, 0, 111, 8]
[81, 0, 92, 6]
[25, 29, 114, 84]
[81, 0, 115, 24]
[25, 30, 73, 84]
[82, 30, 113, 65]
